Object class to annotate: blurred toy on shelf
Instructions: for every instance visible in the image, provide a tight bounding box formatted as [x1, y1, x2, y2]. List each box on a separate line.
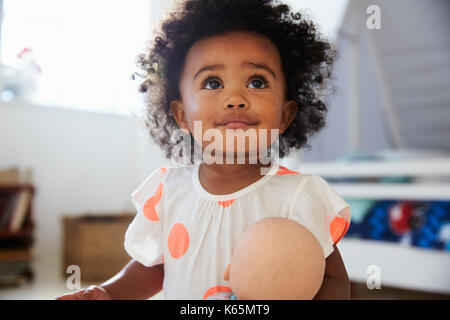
[0, 47, 41, 102]
[346, 200, 450, 251]
[411, 201, 450, 250]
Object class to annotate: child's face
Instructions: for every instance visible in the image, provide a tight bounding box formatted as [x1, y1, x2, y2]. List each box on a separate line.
[171, 31, 298, 158]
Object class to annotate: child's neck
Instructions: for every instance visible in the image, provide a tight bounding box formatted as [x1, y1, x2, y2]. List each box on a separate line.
[198, 160, 273, 196]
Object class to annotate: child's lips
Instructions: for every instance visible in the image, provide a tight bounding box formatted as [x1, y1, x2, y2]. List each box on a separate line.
[219, 121, 257, 129]
[216, 114, 259, 129]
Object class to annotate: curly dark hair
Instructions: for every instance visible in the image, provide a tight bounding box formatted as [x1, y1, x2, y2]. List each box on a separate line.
[135, 0, 337, 162]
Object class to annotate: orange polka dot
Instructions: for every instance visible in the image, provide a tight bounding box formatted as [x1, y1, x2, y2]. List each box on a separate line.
[203, 286, 232, 300]
[168, 223, 190, 259]
[160, 167, 167, 174]
[330, 216, 350, 245]
[218, 199, 236, 208]
[143, 182, 163, 221]
[276, 165, 300, 175]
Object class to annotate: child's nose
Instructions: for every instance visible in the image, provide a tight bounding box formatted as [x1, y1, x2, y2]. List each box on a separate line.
[223, 86, 249, 109]
[227, 103, 246, 109]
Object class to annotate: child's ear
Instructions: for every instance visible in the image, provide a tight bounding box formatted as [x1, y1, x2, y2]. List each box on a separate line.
[170, 100, 189, 131]
[280, 100, 298, 134]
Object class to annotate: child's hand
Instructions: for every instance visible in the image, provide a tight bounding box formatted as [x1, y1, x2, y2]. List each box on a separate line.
[55, 285, 111, 300]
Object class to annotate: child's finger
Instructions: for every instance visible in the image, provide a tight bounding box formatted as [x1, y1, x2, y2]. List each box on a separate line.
[81, 286, 111, 300]
[55, 290, 84, 300]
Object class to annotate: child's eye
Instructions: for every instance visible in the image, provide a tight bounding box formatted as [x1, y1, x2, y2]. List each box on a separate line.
[201, 74, 269, 90]
[248, 75, 269, 89]
[202, 77, 223, 90]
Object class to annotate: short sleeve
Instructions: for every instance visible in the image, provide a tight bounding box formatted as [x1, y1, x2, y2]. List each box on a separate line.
[289, 175, 351, 259]
[124, 167, 167, 267]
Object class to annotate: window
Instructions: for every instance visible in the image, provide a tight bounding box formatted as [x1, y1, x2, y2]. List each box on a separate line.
[0, 0, 157, 116]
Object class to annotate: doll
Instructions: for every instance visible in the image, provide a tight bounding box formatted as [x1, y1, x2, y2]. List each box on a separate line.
[208, 217, 325, 300]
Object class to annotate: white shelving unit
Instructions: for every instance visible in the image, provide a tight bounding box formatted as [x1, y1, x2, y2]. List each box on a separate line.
[290, 157, 450, 295]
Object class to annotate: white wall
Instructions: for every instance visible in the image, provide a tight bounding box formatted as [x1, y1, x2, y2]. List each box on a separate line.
[0, 0, 174, 288]
[0, 100, 171, 283]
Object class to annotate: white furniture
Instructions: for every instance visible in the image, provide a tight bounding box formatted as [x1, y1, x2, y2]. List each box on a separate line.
[292, 158, 450, 295]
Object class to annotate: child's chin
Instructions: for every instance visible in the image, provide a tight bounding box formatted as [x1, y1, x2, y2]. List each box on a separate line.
[202, 148, 270, 164]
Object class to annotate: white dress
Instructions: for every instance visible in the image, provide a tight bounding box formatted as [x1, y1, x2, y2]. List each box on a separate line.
[124, 161, 351, 300]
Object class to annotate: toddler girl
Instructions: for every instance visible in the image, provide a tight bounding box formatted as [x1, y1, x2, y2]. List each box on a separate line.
[57, 0, 351, 300]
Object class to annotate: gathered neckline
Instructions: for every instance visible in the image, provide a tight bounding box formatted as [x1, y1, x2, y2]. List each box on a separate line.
[192, 161, 280, 201]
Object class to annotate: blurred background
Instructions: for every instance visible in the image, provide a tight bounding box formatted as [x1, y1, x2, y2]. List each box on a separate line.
[0, 0, 449, 300]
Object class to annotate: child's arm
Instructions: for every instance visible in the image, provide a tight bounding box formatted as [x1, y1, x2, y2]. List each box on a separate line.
[313, 245, 351, 300]
[99, 259, 164, 300]
[56, 259, 164, 300]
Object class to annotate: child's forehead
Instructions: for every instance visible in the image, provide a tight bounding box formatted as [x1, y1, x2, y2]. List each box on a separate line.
[190, 31, 278, 56]
[184, 31, 282, 71]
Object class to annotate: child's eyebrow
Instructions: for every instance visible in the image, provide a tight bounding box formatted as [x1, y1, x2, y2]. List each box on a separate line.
[242, 61, 277, 80]
[193, 61, 277, 81]
[193, 64, 224, 81]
